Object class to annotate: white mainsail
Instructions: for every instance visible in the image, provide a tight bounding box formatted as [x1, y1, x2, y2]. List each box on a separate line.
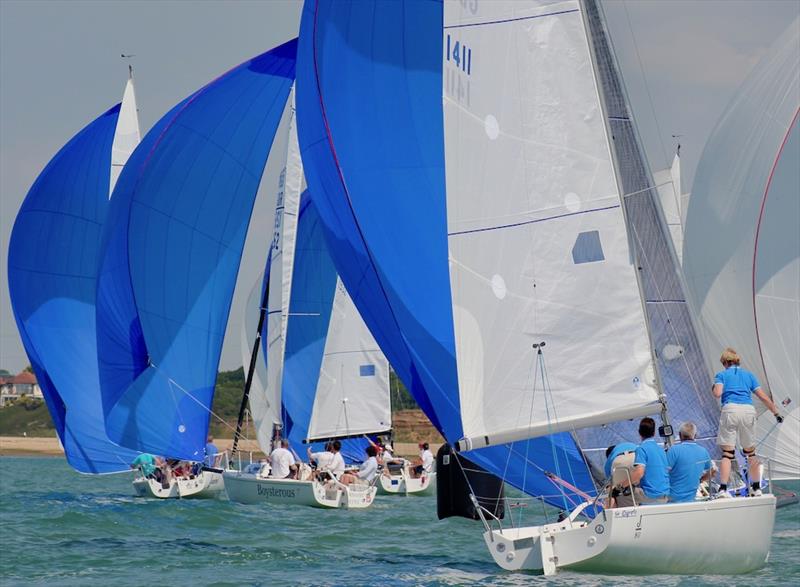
[306, 278, 392, 441]
[110, 76, 141, 195]
[683, 19, 799, 479]
[241, 92, 303, 454]
[243, 89, 391, 451]
[443, 0, 660, 448]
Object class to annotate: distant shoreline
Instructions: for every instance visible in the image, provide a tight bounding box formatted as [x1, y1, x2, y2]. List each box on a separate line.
[0, 436, 63, 456]
[0, 436, 438, 460]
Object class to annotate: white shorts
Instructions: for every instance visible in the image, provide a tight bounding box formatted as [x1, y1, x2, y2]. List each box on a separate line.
[717, 403, 756, 449]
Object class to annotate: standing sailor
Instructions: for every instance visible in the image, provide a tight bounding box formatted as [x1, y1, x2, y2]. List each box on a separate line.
[713, 348, 783, 497]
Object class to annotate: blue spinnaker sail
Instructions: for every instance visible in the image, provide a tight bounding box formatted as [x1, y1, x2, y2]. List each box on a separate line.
[8, 104, 140, 473]
[280, 193, 371, 462]
[96, 39, 297, 460]
[295, 0, 595, 506]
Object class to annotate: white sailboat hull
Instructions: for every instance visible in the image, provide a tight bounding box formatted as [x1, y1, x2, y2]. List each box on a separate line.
[484, 495, 776, 575]
[223, 471, 376, 509]
[377, 471, 436, 496]
[133, 470, 224, 499]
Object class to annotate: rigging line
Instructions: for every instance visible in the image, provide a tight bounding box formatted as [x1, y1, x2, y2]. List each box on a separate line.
[152, 362, 252, 442]
[538, 349, 571, 512]
[621, 0, 670, 167]
[540, 353, 585, 499]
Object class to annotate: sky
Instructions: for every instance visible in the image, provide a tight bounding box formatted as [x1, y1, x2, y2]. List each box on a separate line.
[1, 0, 798, 374]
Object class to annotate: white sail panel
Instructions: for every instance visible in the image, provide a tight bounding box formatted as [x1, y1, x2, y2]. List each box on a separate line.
[110, 77, 141, 195]
[653, 151, 683, 262]
[306, 279, 392, 441]
[443, 0, 659, 447]
[683, 20, 799, 479]
[241, 94, 303, 454]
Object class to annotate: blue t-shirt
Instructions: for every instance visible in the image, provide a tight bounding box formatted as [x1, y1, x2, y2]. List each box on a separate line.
[634, 439, 670, 499]
[667, 441, 712, 503]
[205, 442, 219, 466]
[131, 453, 157, 477]
[714, 366, 760, 406]
[604, 442, 638, 478]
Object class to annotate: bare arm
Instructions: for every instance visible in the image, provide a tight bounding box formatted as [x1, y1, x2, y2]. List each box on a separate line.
[712, 383, 723, 399]
[629, 465, 645, 485]
[754, 388, 779, 415]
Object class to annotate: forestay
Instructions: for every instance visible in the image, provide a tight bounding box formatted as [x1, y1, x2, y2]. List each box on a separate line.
[96, 40, 297, 460]
[296, 0, 598, 507]
[683, 19, 799, 479]
[9, 95, 140, 473]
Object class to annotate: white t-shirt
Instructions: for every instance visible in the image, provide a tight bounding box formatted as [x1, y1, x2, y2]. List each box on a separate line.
[382, 447, 394, 461]
[421, 449, 434, 473]
[357, 456, 379, 482]
[330, 452, 346, 477]
[270, 447, 296, 479]
[310, 450, 335, 471]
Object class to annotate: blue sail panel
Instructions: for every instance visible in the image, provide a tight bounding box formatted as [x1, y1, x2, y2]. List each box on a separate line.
[281, 195, 338, 451]
[8, 103, 140, 473]
[296, 0, 457, 439]
[295, 0, 596, 506]
[96, 40, 297, 460]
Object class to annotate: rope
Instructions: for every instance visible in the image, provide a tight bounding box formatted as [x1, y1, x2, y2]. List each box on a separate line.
[151, 362, 252, 442]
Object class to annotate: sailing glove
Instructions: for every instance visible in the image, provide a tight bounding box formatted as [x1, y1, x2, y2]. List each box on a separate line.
[775, 413, 784, 424]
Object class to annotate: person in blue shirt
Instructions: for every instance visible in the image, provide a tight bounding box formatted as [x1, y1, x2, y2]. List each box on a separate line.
[130, 453, 163, 480]
[628, 417, 670, 504]
[667, 422, 712, 503]
[204, 435, 220, 467]
[713, 348, 782, 498]
[604, 442, 638, 508]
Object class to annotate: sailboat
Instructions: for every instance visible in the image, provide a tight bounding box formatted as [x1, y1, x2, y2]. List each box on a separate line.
[293, 0, 777, 575]
[683, 18, 799, 482]
[8, 72, 142, 474]
[94, 41, 298, 498]
[223, 99, 392, 508]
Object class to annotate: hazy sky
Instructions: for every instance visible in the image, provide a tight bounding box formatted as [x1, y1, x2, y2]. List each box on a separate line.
[1, 0, 798, 374]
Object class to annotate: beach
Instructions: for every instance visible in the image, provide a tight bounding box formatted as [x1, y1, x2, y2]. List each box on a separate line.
[0, 436, 438, 460]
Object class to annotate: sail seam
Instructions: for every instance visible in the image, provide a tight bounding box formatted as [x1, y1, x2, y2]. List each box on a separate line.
[448, 204, 620, 236]
[443, 9, 578, 29]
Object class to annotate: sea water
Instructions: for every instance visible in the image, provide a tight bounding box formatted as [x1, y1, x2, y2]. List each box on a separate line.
[1, 456, 798, 586]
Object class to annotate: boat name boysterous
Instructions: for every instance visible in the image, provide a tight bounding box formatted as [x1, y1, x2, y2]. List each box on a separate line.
[256, 484, 297, 498]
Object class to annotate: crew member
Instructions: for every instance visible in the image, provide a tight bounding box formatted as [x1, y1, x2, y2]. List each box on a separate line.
[667, 422, 712, 503]
[713, 348, 782, 498]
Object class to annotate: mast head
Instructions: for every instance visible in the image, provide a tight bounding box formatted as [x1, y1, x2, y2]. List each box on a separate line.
[121, 53, 136, 79]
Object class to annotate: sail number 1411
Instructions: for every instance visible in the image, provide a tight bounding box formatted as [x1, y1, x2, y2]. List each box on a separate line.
[445, 34, 472, 75]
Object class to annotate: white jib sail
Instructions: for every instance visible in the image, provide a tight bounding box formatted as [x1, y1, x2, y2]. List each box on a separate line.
[653, 150, 683, 263]
[110, 77, 141, 195]
[443, 0, 660, 448]
[683, 20, 799, 479]
[306, 278, 392, 441]
[241, 90, 304, 454]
